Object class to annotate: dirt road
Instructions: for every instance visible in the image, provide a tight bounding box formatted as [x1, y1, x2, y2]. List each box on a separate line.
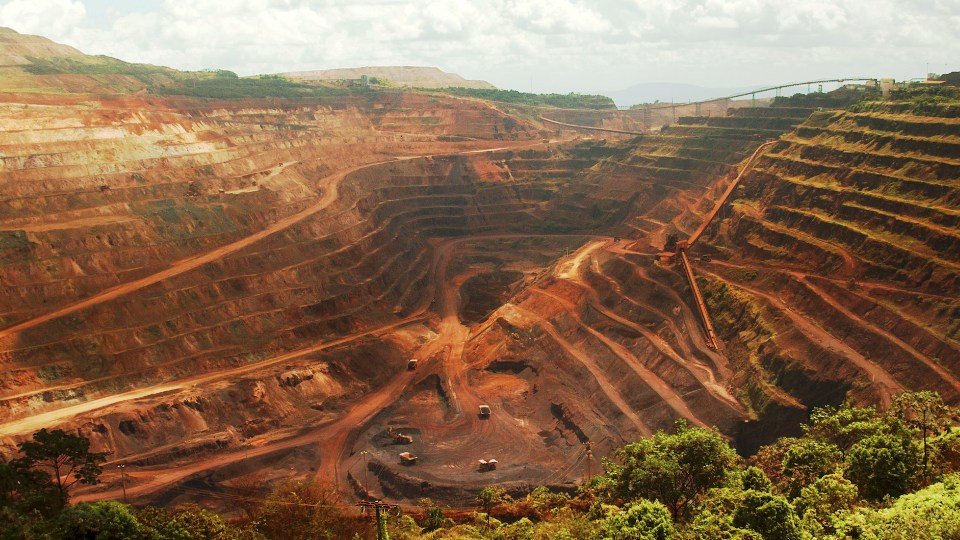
[0, 141, 549, 344]
[0, 141, 557, 437]
[0, 313, 425, 439]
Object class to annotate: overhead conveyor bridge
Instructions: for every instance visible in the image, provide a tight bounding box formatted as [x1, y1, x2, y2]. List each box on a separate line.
[666, 140, 777, 350]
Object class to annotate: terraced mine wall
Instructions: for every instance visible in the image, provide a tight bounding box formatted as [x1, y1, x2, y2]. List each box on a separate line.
[12, 88, 934, 503]
[700, 99, 960, 452]
[541, 99, 770, 132]
[435, 104, 827, 461]
[0, 92, 545, 452]
[0, 92, 536, 328]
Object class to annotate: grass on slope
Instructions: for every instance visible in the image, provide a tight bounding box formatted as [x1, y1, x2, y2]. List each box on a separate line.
[151, 73, 352, 100]
[436, 87, 616, 109]
[23, 56, 357, 99]
[24, 55, 178, 83]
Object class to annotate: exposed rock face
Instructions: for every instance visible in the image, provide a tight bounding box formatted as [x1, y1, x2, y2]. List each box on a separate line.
[0, 33, 542, 473]
[1, 29, 957, 509]
[281, 66, 496, 89]
[700, 100, 960, 451]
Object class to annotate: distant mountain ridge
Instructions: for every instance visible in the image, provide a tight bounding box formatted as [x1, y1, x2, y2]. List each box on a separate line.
[280, 66, 496, 90]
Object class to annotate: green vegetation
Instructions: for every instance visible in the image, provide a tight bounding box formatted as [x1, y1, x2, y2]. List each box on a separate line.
[435, 87, 616, 109]
[597, 420, 739, 520]
[150, 74, 354, 100]
[6, 428, 108, 508]
[23, 55, 178, 84]
[22, 55, 361, 100]
[0, 230, 34, 259]
[3, 391, 959, 538]
[771, 87, 876, 109]
[849, 91, 960, 118]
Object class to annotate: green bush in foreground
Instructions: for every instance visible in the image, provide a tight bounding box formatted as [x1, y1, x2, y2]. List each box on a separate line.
[2, 391, 959, 539]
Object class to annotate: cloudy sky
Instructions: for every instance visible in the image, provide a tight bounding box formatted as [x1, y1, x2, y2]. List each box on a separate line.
[1, 0, 957, 96]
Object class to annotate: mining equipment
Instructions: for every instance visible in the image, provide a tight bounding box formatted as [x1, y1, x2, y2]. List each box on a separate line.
[478, 459, 498, 472]
[389, 429, 414, 444]
[656, 139, 777, 351]
[675, 243, 720, 350]
[479, 405, 491, 418]
[399, 452, 418, 465]
[407, 359, 418, 370]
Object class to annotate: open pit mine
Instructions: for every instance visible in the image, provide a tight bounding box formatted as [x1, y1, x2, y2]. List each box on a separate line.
[1, 28, 958, 511]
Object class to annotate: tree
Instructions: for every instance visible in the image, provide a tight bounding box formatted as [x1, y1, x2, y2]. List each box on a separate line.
[0, 460, 60, 515]
[528, 485, 569, 517]
[498, 517, 535, 540]
[731, 491, 802, 540]
[780, 439, 842, 498]
[890, 390, 956, 472]
[740, 467, 771, 493]
[794, 473, 858, 536]
[13, 428, 108, 507]
[53, 501, 147, 540]
[845, 431, 920, 500]
[476, 485, 508, 531]
[228, 472, 267, 519]
[681, 487, 762, 540]
[803, 403, 884, 454]
[138, 503, 255, 539]
[528, 507, 597, 540]
[418, 498, 445, 532]
[933, 429, 960, 475]
[598, 499, 675, 540]
[750, 438, 797, 490]
[831, 473, 960, 539]
[600, 421, 739, 520]
[255, 480, 368, 540]
[386, 514, 422, 540]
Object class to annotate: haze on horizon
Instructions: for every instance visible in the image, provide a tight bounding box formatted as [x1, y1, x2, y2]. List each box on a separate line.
[0, 0, 957, 100]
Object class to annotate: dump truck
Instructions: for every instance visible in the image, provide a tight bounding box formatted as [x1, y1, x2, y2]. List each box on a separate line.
[399, 452, 418, 465]
[478, 458, 498, 472]
[479, 405, 491, 418]
[407, 359, 418, 370]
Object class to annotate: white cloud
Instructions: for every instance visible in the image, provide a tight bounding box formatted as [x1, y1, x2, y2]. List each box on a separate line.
[507, 0, 611, 34]
[0, 0, 957, 94]
[694, 15, 738, 29]
[0, 0, 85, 38]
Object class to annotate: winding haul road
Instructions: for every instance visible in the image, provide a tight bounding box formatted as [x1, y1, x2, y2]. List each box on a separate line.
[0, 139, 554, 440]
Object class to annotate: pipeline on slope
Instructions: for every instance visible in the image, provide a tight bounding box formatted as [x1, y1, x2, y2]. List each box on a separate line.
[538, 116, 644, 136]
[666, 139, 777, 350]
[678, 248, 720, 350]
[688, 139, 778, 246]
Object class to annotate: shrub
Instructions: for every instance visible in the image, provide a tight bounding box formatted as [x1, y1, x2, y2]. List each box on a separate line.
[598, 499, 675, 540]
[731, 491, 802, 540]
[845, 433, 920, 500]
